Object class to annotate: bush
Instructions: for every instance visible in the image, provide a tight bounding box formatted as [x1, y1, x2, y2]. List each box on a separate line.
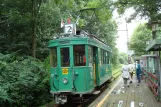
[0, 53, 52, 107]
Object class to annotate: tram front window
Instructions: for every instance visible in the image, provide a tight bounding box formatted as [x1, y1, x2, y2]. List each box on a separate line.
[50, 48, 57, 67]
[74, 45, 86, 66]
[61, 48, 70, 67]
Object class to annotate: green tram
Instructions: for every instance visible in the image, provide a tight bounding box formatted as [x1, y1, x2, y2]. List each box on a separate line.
[48, 23, 112, 104]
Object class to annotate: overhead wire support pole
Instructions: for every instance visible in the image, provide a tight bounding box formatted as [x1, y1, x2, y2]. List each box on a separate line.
[126, 23, 129, 51]
[126, 22, 130, 63]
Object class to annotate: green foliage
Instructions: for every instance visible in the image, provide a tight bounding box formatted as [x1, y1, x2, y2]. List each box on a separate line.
[0, 0, 31, 55]
[118, 52, 128, 64]
[129, 24, 151, 55]
[77, 0, 118, 66]
[114, 0, 161, 22]
[0, 53, 51, 107]
[111, 47, 119, 67]
[0, 0, 118, 61]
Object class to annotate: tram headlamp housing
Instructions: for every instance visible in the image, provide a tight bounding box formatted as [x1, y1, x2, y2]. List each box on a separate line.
[63, 78, 68, 84]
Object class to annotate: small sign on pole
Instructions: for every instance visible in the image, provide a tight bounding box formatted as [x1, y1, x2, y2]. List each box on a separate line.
[64, 23, 76, 35]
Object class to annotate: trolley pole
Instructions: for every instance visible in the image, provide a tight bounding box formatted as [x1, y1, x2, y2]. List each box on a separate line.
[126, 22, 130, 64]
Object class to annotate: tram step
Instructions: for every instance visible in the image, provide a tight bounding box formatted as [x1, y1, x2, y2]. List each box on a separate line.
[92, 90, 100, 95]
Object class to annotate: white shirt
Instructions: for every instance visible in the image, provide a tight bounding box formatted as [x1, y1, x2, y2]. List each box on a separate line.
[128, 64, 135, 73]
[122, 65, 130, 79]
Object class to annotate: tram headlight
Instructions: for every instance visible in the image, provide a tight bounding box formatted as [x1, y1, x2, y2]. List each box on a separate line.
[63, 78, 68, 84]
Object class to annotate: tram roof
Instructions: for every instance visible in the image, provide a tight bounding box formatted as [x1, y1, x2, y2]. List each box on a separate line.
[48, 34, 112, 52]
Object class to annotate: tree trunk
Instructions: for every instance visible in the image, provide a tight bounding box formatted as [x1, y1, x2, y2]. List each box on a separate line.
[31, 0, 42, 58]
[32, 19, 37, 58]
[31, 0, 36, 58]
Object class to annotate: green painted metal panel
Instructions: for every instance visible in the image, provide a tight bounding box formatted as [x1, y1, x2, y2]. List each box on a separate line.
[58, 67, 73, 91]
[147, 57, 155, 73]
[48, 38, 88, 47]
[48, 36, 112, 52]
[99, 64, 112, 85]
[50, 67, 59, 91]
[50, 66, 95, 93]
[95, 48, 112, 86]
[73, 67, 87, 92]
[72, 67, 94, 92]
[146, 39, 161, 51]
[88, 39, 111, 52]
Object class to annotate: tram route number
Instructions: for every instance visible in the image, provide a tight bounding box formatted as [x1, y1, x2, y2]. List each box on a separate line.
[64, 24, 76, 34]
[62, 68, 68, 74]
[64, 24, 73, 33]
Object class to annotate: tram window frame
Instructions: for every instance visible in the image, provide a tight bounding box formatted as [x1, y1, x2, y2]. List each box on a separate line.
[50, 47, 57, 67]
[60, 47, 70, 67]
[73, 45, 86, 66]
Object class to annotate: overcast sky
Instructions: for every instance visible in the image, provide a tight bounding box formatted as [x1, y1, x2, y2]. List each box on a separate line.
[113, 9, 147, 53]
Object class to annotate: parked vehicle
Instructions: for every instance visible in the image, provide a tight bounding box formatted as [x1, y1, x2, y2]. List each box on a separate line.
[48, 22, 113, 104]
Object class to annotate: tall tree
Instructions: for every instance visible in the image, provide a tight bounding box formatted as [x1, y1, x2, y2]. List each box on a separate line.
[31, 0, 43, 58]
[84, 0, 118, 66]
[129, 24, 151, 55]
[0, 0, 32, 55]
[115, 0, 161, 22]
[0, 0, 45, 58]
[0, 0, 119, 64]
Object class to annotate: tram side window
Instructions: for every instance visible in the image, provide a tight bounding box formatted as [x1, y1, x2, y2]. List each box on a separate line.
[50, 48, 57, 67]
[105, 51, 107, 64]
[74, 45, 86, 66]
[99, 48, 102, 64]
[101, 49, 105, 64]
[103, 50, 106, 64]
[88, 46, 93, 66]
[109, 53, 111, 64]
[61, 48, 70, 67]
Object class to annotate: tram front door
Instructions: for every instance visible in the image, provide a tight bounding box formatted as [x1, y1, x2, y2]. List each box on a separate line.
[57, 46, 73, 91]
[93, 47, 98, 86]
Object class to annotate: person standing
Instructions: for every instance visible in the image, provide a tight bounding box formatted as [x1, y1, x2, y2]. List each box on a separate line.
[128, 63, 135, 83]
[136, 61, 142, 86]
[122, 64, 130, 88]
